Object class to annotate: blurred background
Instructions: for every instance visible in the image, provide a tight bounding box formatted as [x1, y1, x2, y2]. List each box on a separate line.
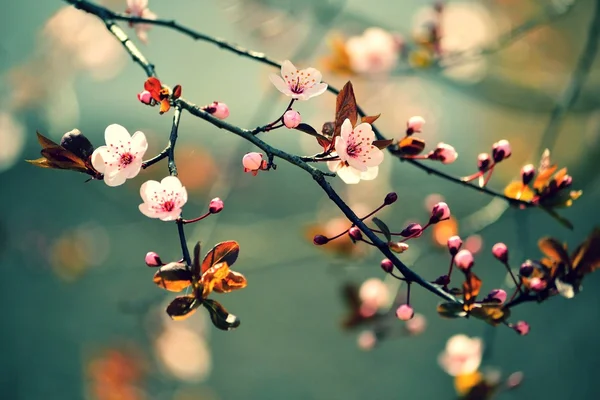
[1, 0, 600, 399]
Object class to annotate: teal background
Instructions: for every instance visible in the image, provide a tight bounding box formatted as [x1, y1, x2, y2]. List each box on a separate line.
[1, 0, 600, 399]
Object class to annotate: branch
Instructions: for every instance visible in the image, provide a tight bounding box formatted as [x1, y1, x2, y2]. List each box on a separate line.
[64, 0, 531, 208]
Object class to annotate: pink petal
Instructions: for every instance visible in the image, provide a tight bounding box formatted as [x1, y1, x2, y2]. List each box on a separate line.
[280, 60, 298, 80]
[354, 122, 375, 142]
[362, 146, 384, 167]
[139, 179, 161, 203]
[138, 202, 157, 219]
[340, 119, 353, 142]
[334, 137, 349, 162]
[301, 68, 322, 85]
[269, 74, 292, 96]
[104, 170, 127, 187]
[360, 166, 379, 181]
[303, 83, 328, 99]
[131, 131, 148, 154]
[124, 159, 143, 179]
[160, 176, 183, 191]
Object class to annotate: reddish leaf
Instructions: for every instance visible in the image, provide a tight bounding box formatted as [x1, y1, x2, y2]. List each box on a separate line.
[372, 139, 394, 150]
[572, 227, 600, 275]
[437, 302, 467, 318]
[397, 137, 426, 156]
[201, 262, 247, 297]
[153, 262, 192, 292]
[192, 241, 202, 278]
[463, 273, 482, 308]
[201, 241, 240, 274]
[470, 304, 509, 326]
[333, 81, 358, 140]
[360, 114, 381, 125]
[144, 77, 163, 102]
[166, 295, 199, 321]
[172, 84, 182, 99]
[538, 237, 570, 265]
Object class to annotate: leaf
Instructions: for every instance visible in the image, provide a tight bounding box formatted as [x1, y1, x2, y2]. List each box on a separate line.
[192, 241, 202, 278]
[372, 139, 394, 150]
[333, 81, 358, 140]
[201, 262, 247, 297]
[294, 123, 332, 143]
[201, 241, 240, 274]
[159, 99, 171, 115]
[317, 136, 332, 151]
[172, 84, 182, 99]
[503, 181, 534, 202]
[540, 206, 574, 230]
[572, 227, 600, 275]
[463, 273, 482, 307]
[153, 262, 193, 292]
[202, 299, 240, 331]
[372, 218, 391, 242]
[470, 304, 509, 326]
[166, 295, 199, 321]
[360, 114, 381, 125]
[397, 136, 426, 156]
[36, 131, 60, 148]
[533, 164, 557, 191]
[538, 236, 570, 264]
[436, 302, 467, 318]
[144, 77, 163, 101]
[454, 372, 484, 397]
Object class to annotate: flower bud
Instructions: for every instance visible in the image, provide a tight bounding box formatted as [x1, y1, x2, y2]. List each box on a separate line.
[455, 249, 474, 271]
[380, 258, 394, 273]
[242, 152, 267, 174]
[283, 110, 301, 128]
[559, 175, 572, 189]
[429, 201, 450, 224]
[447, 235, 463, 256]
[492, 139, 511, 162]
[521, 164, 535, 185]
[529, 277, 547, 292]
[137, 90, 154, 105]
[406, 116, 425, 135]
[513, 321, 530, 336]
[506, 372, 524, 389]
[400, 223, 423, 238]
[389, 241, 409, 253]
[145, 251, 163, 267]
[519, 260, 535, 277]
[348, 226, 362, 241]
[384, 192, 398, 205]
[313, 235, 329, 245]
[396, 304, 414, 321]
[60, 128, 95, 159]
[485, 289, 507, 304]
[477, 153, 491, 172]
[209, 197, 224, 214]
[212, 102, 230, 120]
[492, 242, 508, 263]
[430, 143, 458, 164]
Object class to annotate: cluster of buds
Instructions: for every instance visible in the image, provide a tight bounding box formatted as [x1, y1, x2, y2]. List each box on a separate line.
[395, 116, 457, 164]
[462, 140, 512, 187]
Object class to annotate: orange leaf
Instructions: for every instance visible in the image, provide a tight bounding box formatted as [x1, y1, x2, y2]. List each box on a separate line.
[333, 81, 358, 140]
[201, 241, 240, 274]
[572, 227, 600, 275]
[538, 237, 570, 265]
[533, 165, 557, 191]
[454, 372, 484, 396]
[144, 77, 163, 101]
[159, 99, 171, 114]
[372, 139, 394, 150]
[463, 273, 482, 306]
[153, 262, 192, 292]
[504, 181, 534, 201]
[201, 262, 247, 297]
[398, 136, 426, 156]
[360, 114, 381, 125]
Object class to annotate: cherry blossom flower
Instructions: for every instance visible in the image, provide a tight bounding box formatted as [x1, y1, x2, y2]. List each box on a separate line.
[125, 0, 157, 43]
[336, 119, 384, 171]
[327, 160, 379, 184]
[438, 334, 483, 376]
[346, 28, 400, 74]
[269, 60, 328, 100]
[139, 176, 188, 221]
[91, 124, 148, 186]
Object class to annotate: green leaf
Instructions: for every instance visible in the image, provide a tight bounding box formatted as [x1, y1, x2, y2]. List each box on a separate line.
[372, 217, 391, 241]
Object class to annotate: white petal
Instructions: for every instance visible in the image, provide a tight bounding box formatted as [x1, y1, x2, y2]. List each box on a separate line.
[104, 124, 131, 146]
[160, 175, 183, 191]
[140, 179, 161, 203]
[360, 166, 379, 181]
[303, 83, 328, 99]
[131, 131, 148, 155]
[301, 68, 323, 85]
[337, 165, 361, 184]
[91, 147, 108, 173]
[280, 60, 298, 79]
[362, 146, 385, 167]
[177, 186, 188, 208]
[104, 170, 127, 187]
[124, 159, 143, 179]
[327, 160, 343, 173]
[354, 122, 375, 142]
[347, 157, 368, 172]
[269, 74, 292, 96]
[340, 119, 353, 142]
[139, 203, 158, 219]
[334, 137, 349, 162]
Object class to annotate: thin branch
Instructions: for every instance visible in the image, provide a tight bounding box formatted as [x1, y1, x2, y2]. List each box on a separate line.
[64, 0, 531, 208]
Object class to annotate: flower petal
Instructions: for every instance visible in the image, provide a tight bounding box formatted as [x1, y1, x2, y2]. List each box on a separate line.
[327, 160, 344, 173]
[334, 137, 349, 162]
[340, 119, 353, 142]
[104, 170, 127, 187]
[363, 146, 384, 167]
[280, 60, 298, 79]
[353, 122, 375, 142]
[301, 68, 322, 85]
[91, 146, 109, 173]
[124, 159, 143, 179]
[360, 166, 379, 181]
[160, 175, 183, 191]
[269, 74, 292, 96]
[303, 82, 328, 99]
[140, 179, 160, 203]
[337, 165, 361, 184]
[131, 131, 148, 154]
[159, 209, 182, 221]
[104, 124, 131, 146]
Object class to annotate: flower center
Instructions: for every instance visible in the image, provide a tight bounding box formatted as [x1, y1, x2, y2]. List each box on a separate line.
[120, 152, 134, 166]
[162, 200, 175, 212]
[346, 141, 363, 158]
[290, 77, 305, 94]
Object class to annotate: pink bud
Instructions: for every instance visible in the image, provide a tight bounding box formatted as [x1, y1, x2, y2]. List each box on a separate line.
[430, 201, 450, 223]
[529, 277, 547, 292]
[348, 226, 362, 241]
[380, 258, 394, 273]
[477, 153, 491, 172]
[406, 116, 425, 134]
[430, 143, 458, 164]
[283, 110, 301, 128]
[242, 152, 265, 175]
[492, 242, 509, 263]
[313, 235, 329, 245]
[145, 251, 163, 267]
[513, 321, 530, 336]
[384, 192, 398, 205]
[137, 90, 154, 105]
[396, 304, 414, 321]
[357, 330, 377, 350]
[520, 260, 535, 277]
[492, 139, 511, 162]
[447, 235, 463, 255]
[487, 289, 507, 304]
[400, 223, 423, 238]
[389, 241, 409, 253]
[455, 249, 474, 271]
[405, 313, 427, 335]
[209, 197, 224, 214]
[506, 372, 524, 389]
[212, 102, 230, 120]
[521, 164, 535, 185]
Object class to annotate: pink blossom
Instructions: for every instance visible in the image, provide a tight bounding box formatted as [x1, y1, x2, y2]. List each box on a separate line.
[145, 251, 163, 267]
[91, 124, 148, 187]
[513, 321, 530, 336]
[407, 116, 426, 134]
[335, 119, 384, 172]
[430, 142, 458, 164]
[380, 258, 394, 273]
[529, 277, 547, 292]
[137, 90, 154, 105]
[492, 139, 511, 162]
[487, 289, 507, 304]
[269, 60, 328, 100]
[521, 164, 535, 185]
[138, 176, 188, 221]
[209, 197, 224, 214]
[430, 201, 450, 223]
[359, 278, 390, 310]
[455, 249, 474, 271]
[492, 242, 509, 263]
[396, 304, 414, 321]
[283, 110, 301, 128]
[438, 334, 483, 376]
[346, 28, 399, 74]
[447, 235, 463, 255]
[357, 330, 377, 350]
[327, 160, 379, 184]
[126, 0, 148, 16]
[477, 153, 491, 171]
[242, 152, 268, 176]
[212, 102, 230, 120]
